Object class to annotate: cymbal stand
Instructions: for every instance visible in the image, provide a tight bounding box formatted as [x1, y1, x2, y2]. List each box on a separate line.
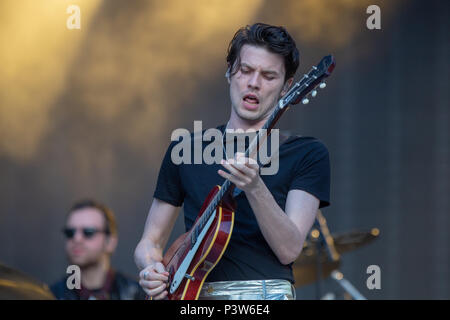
[330, 270, 367, 300]
[311, 211, 367, 300]
[310, 210, 340, 299]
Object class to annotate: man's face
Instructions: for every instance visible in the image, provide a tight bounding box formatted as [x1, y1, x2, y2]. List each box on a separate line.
[229, 44, 291, 123]
[65, 208, 113, 268]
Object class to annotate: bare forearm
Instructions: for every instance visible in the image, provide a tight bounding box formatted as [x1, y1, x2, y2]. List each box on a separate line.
[134, 198, 180, 270]
[245, 178, 304, 265]
[134, 238, 164, 270]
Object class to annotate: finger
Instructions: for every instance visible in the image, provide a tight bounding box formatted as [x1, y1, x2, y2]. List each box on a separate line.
[139, 265, 156, 279]
[139, 279, 165, 289]
[235, 153, 259, 169]
[230, 153, 259, 170]
[149, 271, 168, 282]
[219, 166, 249, 186]
[235, 152, 257, 162]
[140, 269, 150, 280]
[153, 290, 168, 300]
[234, 152, 247, 164]
[140, 264, 169, 280]
[153, 262, 169, 275]
[145, 283, 167, 298]
[245, 157, 259, 169]
[140, 269, 169, 282]
[221, 159, 247, 178]
[218, 169, 237, 184]
[218, 169, 244, 188]
[221, 161, 253, 185]
[228, 160, 256, 176]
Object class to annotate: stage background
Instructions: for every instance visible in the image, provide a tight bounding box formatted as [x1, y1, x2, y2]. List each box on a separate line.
[0, 0, 448, 299]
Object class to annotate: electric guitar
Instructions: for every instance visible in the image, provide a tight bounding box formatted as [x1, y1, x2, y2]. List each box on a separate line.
[162, 55, 336, 300]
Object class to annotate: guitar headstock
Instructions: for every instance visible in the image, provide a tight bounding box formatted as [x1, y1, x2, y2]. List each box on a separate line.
[281, 55, 335, 107]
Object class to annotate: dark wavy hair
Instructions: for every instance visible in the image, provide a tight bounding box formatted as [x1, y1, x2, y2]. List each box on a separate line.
[67, 199, 118, 237]
[226, 23, 300, 82]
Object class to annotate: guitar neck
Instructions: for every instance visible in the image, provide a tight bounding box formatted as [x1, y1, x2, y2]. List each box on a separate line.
[219, 103, 288, 192]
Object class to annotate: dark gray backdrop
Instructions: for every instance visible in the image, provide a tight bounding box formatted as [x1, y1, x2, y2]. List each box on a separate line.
[0, 0, 448, 299]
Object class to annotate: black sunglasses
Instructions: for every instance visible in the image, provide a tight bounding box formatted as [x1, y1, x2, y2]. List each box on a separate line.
[63, 227, 109, 239]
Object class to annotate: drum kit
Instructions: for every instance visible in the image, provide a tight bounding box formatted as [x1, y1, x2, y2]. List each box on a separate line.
[0, 209, 378, 300]
[0, 263, 54, 299]
[292, 210, 379, 299]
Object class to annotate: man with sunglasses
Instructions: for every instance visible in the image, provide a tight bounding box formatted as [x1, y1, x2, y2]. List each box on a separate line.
[51, 199, 145, 300]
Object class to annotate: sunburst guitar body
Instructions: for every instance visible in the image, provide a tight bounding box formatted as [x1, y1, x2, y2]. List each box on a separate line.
[163, 185, 235, 300]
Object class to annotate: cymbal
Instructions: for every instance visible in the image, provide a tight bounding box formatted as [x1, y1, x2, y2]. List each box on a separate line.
[330, 228, 380, 255]
[0, 263, 55, 299]
[298, 228, 380, 263]
[293, 228, 379, 287]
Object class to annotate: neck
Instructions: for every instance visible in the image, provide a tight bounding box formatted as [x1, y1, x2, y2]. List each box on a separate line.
[80, 256, 110, 290]
[227, 112, 271, 132]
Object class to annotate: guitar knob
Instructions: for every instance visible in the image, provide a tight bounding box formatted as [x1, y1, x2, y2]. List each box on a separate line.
[319, 82, 326, 89]
[302, 98, 309, 104]
[311, 90, 317, 97]
[184, 274, 195, 281]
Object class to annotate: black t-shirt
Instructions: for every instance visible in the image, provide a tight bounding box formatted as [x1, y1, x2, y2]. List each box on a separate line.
[153, 124, 330, 283]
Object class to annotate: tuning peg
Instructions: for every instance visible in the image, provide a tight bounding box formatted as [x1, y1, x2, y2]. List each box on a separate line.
[319, 82, 326, 89]
[302, 98, 309, 104]
[311, 90, 317, 97]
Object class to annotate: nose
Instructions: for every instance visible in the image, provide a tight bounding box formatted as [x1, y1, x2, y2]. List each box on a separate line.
[247, 72, 261, 90]
[72, 230, 84, 242]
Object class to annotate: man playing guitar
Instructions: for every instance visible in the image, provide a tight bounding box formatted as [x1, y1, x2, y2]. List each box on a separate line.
[134, 23, 330, 300]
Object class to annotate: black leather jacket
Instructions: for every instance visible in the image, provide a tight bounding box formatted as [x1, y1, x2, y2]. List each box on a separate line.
[50, 270, 146, 300]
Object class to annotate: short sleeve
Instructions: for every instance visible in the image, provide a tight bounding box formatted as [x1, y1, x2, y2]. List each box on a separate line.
[289, 140, 330, 208]
[153, 140, 185, 207]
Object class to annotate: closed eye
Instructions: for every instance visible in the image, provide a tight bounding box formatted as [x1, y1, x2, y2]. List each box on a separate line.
[240, 66, 251, 74]
[262, 72, 277, 80]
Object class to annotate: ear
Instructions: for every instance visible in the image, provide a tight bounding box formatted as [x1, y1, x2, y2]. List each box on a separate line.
[105, 235, 118, 254]
[281, 78, 294, 97]
[225, 67, 231, 84]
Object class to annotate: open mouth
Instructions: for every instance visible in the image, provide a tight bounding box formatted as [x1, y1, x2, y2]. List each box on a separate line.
[242, 94, 260, 110]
